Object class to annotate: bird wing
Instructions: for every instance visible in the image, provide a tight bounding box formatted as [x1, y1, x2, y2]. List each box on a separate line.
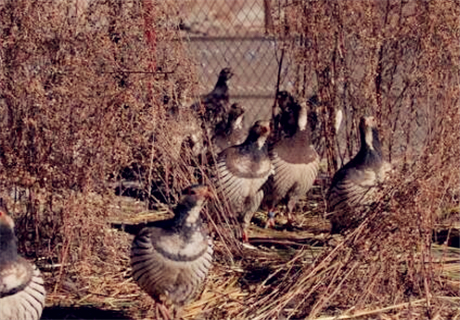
[327, 167, 378, 212]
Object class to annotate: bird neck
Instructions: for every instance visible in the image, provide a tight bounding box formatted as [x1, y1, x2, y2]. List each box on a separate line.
[213, 77, 228, 94]
[232, 115, 244, 130]
[172, 198, 203, 228]
[357, 127, 383, 165]
[297, 107, 308, 132]
[0, 225, 18, 267]
[243, 130, 267, 150]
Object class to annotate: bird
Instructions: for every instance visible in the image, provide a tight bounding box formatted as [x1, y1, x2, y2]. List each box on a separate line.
[0, 202, 46, 320]
[263, 101, 320, 227]
[273, 91, 319, 142]
[214, 120, 273, 242]
[272, 90, 298, 140]
[211, 103, 247, 154]
[130, 185, 213, 320]
[326, 116, 392, 233]
[193, 68, 234, 137]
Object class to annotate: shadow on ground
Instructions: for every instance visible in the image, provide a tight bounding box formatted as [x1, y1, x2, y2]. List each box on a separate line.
[42, 306, 130, 320]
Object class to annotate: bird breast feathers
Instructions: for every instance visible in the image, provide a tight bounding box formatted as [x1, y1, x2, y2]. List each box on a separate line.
[0, 261, 31, 295]
[155, 231, 208, 262]
[225, 152, 272, 179]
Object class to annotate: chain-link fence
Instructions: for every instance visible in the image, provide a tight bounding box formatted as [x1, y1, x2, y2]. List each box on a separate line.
[176, 0, 449, 171]
[178, 0, 292, 126]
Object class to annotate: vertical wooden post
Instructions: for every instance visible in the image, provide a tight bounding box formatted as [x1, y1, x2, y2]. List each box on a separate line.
[264, 0, 274, 34]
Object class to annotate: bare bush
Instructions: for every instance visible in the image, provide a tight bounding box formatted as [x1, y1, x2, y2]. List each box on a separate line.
[0, 0, 458, 319]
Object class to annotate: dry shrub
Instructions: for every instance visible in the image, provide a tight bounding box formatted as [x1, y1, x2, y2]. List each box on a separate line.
[0, 0, 200, 290]
[233, 0, 459, 318]
[0, 0, 458, 319]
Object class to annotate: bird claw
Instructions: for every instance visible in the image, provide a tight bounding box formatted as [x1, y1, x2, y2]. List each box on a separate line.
[242, 230, 249, 243]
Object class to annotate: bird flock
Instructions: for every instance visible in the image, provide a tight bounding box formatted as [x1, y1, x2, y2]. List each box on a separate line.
[0, 68, 392, 320]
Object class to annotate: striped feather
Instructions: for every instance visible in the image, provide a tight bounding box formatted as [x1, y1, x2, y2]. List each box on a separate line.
[327, 161, 391, 230]
[131, 227, 213, 307]
[0, 263, 45, 320]
[269, 148, 319, 205]
[215, 157, 270, 222]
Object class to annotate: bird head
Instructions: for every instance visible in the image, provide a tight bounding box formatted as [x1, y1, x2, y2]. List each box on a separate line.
[219, 68, 233, 81]
[359, 116, 381, 153]
[178, 185, 211, 226]
[229, 103, 245, 129]
[182, 184, 212, 201]
[250, 120, 271, 149]
[229, 103, 245, 118]
[275, 91, 293, 111]
[252, 120, 271, 137]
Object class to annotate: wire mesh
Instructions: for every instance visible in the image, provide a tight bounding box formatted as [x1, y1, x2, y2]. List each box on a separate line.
[178, 0, 290, 126]
[176, 0, 443, 172]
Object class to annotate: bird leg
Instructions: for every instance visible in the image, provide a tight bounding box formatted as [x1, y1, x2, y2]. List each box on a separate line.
[242, 229, 249, 243]
[172, 306, 183, 320]
[155, 302, 172, 320]
[286, 198, 297, 226]
[241, 211, 255, 242]
[265, 210, 276, 228]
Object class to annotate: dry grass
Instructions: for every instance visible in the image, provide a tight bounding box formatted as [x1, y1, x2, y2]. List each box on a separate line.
[0, 0, 458, 319]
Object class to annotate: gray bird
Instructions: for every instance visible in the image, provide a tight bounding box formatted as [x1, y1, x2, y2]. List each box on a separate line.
[211, 103, 247, 154]
[327, 116, 391, 233]
[193, 68, 234, 136]
[130, 185, 213, 320]
[214, 120, 273, 242]
[264, 101, 320, 227]
[0, 203, 46, 320]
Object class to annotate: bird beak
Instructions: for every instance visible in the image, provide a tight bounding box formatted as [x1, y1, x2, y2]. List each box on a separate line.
[196, 185, 213, 200]
[364, 116, 376, 128]
[260, 121, 271, 136]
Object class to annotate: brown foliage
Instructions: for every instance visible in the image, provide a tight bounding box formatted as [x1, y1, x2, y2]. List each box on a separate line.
[0, 0, 458, 319]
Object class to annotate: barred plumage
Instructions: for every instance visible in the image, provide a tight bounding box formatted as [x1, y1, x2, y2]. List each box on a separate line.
[214, 120, 272, 242]
[130, 185, 213, 318]
[0, 207, 46, 320]
[327, 116, 391, 232]
[264, 101, 320, 226]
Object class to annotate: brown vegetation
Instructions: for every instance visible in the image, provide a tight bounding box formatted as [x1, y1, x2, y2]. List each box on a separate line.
[0, 0, 458, 319]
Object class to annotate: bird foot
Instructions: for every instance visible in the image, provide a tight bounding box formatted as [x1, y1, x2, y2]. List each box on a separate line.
[155, 303, 172, 320]
[242, 230, 249, 243]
